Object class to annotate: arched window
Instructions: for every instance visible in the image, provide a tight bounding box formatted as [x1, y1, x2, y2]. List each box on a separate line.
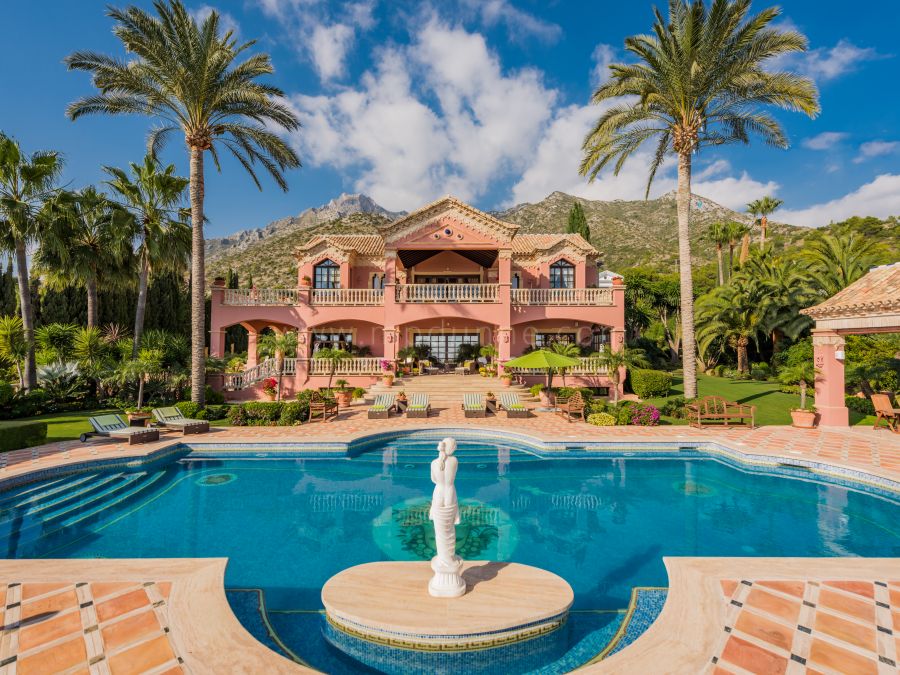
[314, 259, 340, 289]
[549, 259, 575, 289]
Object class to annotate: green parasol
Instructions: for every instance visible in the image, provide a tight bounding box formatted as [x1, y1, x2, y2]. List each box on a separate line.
[503, 350, 580, 389]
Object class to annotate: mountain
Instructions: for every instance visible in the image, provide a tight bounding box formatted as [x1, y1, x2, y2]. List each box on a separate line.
[205, 191, 809, 287]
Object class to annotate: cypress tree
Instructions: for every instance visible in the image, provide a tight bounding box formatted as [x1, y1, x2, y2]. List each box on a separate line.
[566, 201, 590, 243]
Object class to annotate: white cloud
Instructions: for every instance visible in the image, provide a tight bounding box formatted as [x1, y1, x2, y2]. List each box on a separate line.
[692, 174, 779, 212]
[802, 132, 848, 151]
[798, 40, 881, 81]
[191, 5, 240, 37]
[462, 0, 561, 43]
[853, 140, 900, 163]
[289, 20, 555, 210]
[310, 23, 355, 80]
[778, 174, 900, 227]
[694, 159, 732, 181]
[591, 44, 617, 87]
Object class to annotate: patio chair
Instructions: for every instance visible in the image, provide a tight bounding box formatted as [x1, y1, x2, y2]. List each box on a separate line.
[557, 391, 586, 422]
[872, 393, 899, 433]
[462, 393, 486, 418]
[152, 406, 210, 434]
[498, 392, 530, 419]
[309, 391, 339, 423]
[81, 414, 160, 445]
[407, 393, 431, 418]
[368, 393, 397, 419]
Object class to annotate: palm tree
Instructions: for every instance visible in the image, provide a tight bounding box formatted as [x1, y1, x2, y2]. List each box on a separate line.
[696, 276, 768, 374]
[258, 330, 298, 401]
[743, 255, 815, 353]
[313, 347, 350, 390]
[0, 133, 63, 390]
[778, 362, 816, 410]
[747, 196, 783, 248]
[0, 315, 27, 389]
[725, 221, 750, 272]
[35, 187, 134, 328]
[35, 323, 79, 365]
[595, 347, 650, 404]
[66, 0, 301, 405]
[550, 340, 581, 386]
[704, 221, 731, 285]
[104, 154, 190, 357]
[579, 0, 819, 399]
[801, 233, 883, 296]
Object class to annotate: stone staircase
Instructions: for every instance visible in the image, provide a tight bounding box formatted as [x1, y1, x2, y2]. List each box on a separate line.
[368, 374, 534, 405]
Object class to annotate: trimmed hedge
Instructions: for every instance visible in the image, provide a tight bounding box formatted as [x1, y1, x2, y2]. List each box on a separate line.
[630, 369, 672, 398]
[845, 396, 875, 416]
[227, 391, 317, 426]
[175, 401, 230, 421]
[0, 421, 48, 452]
[587, 412, 617, 426]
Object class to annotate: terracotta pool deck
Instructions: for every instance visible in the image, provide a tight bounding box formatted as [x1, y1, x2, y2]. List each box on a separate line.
[1, 406, 898, 673]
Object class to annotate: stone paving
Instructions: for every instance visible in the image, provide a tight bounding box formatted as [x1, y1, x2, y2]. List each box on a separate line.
[1, 405, 899, 673]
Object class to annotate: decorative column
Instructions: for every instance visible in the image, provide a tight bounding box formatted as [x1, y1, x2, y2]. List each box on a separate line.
[383, 328, 399, 367]
[246, 330, 259, 368]
[296, 329, 311, 386]
[382, 251, 400, 371]
[497, 328, 511, 375]
[813, 329, 849, 426]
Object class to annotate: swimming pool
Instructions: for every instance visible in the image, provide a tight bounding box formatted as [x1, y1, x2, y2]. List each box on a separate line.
[1, 433, 899, 673]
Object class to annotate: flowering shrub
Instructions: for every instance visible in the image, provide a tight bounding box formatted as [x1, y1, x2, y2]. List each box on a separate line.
[630, 403, 661, 426]
[262, 377, 278, 396]
[587, 412, 617, 426]
[380, 359, 393, 372]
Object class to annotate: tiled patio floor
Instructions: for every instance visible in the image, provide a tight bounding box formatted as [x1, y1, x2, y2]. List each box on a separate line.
[1, 406, 898, 673]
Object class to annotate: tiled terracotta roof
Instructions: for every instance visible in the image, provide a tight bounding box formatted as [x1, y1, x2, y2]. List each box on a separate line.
[802, 262, 900, 319]
[296, 234, 385, 257]
[512, 233, 599, 257]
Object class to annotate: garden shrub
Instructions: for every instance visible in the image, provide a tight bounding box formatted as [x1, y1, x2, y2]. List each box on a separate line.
[227, 405, 246, 426]
[844, 396, 875, 416]
[352, 387, 367, 400]
[611, 401, 636, 425]
[175, 401, 202, 419]
[204, 385, 225, 404]
[750, 362, 772, 381]
[241, 402, 284, 425]
[279, 401, 308, 425]
[630, 403, 661, 426]
[630, 369, 672, 398]
[659, 396, 697, 419]
[0, 421, 48, 452]
[529, 384, 545, 397]
[556, 387, 593, 402]
[779, 384, 800, 394]
[587, 412, 617, 426]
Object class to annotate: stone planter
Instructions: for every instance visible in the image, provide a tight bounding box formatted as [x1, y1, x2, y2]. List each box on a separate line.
[334, 390, 353, 407]
[790, 409, 818, 428]
[538, 390, 555, 407]
[127, 412, 151, 427]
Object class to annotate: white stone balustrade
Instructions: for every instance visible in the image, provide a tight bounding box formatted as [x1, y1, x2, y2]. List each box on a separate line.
[311, 288, 384, 306]
[511, 288, 614, 306]
[396, 284, 499, 303]
[309, 357, 382, 375]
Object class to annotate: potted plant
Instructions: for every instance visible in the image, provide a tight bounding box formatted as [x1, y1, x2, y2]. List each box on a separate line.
[333, 379, 353, 406]
[380, 359, 394, 386]
[778, 363, 818, 428]
[125, 406, 152, 426]
[262, 377, 278, 401]
[485, 391, 496, 413]
[500, 370, 513, 387]
[396, 390, 407, 412]
[300, 275, 312, 287]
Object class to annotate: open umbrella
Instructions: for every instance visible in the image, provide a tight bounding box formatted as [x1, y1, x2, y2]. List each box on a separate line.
[503, 350, 580, 389]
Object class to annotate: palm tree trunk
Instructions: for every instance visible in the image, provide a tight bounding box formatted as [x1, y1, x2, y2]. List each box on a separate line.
[189, 146, 206, 405]
[739, 233, 750, 265]
[760, 216, 767, 248]
[137, 375, 145, 409]
[13, 239, 37, 391]
[86, 277, 99, 328]
[737, 338, 748, 374]
[676, 152, 697, 399]
[799, 380, 806, 410]
[728, 242, 735, 271]
[716, 243, 724, 285]
[132, 254, 150, 358]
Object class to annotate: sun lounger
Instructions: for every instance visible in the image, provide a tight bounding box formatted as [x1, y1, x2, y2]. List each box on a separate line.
[368, 393, 396, 419]
[406, 393, 431, 418]
[498, 392, 529, 418]
[872, 393, 899, 432]
[81, 414, 159, 444]
[152, 406, 210, 434]
[462, 393, 486, 418]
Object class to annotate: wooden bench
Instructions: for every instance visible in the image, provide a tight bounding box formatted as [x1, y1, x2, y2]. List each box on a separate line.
[685, 396, 755, 428]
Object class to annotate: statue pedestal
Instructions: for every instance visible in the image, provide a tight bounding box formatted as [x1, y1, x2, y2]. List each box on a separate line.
[428, 555, 466, 598]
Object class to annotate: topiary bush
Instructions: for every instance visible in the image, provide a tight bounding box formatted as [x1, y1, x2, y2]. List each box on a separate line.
[0, 421, 48, 452]
[587, 412, 617, 426]
[630, 369, 672, 398]
[845, 396, 875, 416]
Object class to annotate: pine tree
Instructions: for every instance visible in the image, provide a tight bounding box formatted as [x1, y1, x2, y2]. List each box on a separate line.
[566, 202, 590, 243]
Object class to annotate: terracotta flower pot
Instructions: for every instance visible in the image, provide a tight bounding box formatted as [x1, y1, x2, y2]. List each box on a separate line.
[382, 375, 394, 386]
[790, 409, 817, 429]
[501, 376, 512, 387]
[335, 391, 353, 406]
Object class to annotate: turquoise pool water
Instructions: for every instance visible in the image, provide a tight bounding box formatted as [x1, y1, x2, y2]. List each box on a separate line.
[1, 438, 899, 673]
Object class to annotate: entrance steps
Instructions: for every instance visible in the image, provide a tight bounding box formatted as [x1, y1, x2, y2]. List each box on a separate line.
[368, 374, 534, 404]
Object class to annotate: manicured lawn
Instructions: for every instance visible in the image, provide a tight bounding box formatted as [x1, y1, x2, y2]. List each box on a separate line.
[644, 373, 875, 426]
[0, 409, 121, 444]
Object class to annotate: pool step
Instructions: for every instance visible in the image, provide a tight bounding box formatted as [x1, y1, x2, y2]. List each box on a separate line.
[5, 474, 126, 522]
[0, 473, 101, 510]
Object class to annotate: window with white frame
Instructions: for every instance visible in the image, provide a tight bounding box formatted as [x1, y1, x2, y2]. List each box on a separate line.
[313, 259, 340, 289]
[549, 260, 575, 289]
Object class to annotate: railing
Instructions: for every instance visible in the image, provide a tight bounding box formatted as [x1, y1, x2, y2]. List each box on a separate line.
[310, 357, 382, 375]
[511, 288, 614, 306]
[506, 357, 608, 376]
[311, 288, 383, 306]
[222, 357, 296, 389]
[397, 284, 499, 303]
[223, 288, 300, 306]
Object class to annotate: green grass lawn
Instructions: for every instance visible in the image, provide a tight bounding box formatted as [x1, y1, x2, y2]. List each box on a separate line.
[0, 408, 122, 444]
[643, 373, 875, 426]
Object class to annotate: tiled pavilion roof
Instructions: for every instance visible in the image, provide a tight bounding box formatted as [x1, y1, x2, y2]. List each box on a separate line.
[802, 262, 900, 320]
[296, 234, 385, 257]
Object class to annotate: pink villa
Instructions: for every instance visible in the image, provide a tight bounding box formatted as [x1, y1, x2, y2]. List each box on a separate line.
[209, 196, 625, 399]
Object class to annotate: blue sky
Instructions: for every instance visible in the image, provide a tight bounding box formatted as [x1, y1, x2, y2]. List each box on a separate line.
[2, 1, 899, 237]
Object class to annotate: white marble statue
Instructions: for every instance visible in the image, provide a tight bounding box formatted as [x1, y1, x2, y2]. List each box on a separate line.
[428, 437, 466, 598]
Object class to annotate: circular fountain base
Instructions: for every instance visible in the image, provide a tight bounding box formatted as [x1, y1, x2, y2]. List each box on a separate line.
[322, 561, 573, 651]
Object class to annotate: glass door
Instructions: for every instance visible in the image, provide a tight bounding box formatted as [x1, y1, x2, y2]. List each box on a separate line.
[413, 333, 480, 363]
